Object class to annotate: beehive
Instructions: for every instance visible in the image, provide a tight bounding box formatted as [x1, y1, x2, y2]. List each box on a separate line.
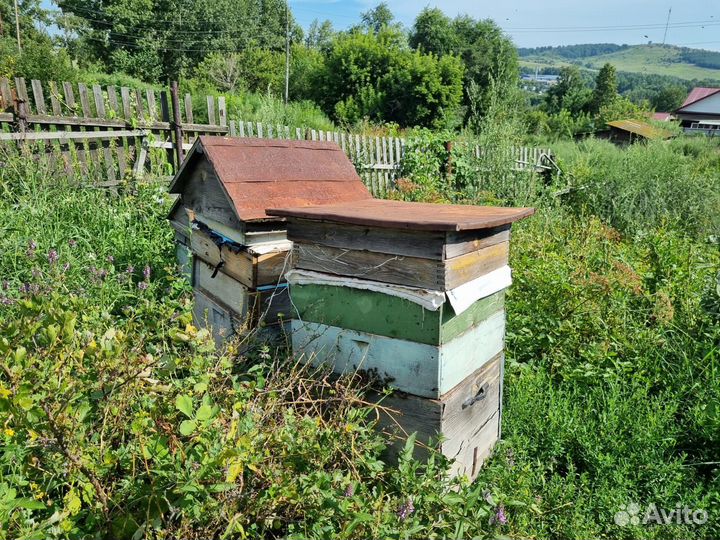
[268, 199, 533, 479]
[167, 137, 372, 342]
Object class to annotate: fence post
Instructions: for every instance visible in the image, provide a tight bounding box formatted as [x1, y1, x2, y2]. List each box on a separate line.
[170, 81, 184, 167]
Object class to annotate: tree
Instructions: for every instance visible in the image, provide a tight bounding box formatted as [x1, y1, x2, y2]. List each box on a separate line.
[317, 28, 463, 128]
[651, 85, 687, 112]
[359, 2, 398, 33]
[409, 8, 456, 56]
[591, 63, 618, 113]
[545, 65, 591, 115]
[305, 19, 334, 52]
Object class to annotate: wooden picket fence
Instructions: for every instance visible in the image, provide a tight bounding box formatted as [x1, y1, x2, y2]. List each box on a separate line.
[0, 77, 557, 196]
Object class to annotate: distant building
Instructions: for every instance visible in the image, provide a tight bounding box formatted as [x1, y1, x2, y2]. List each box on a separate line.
[652, 112, 674, 122]
[520, 74, 560, 85]
[600, 119, 674, 145]
[675, 87, 720, 135]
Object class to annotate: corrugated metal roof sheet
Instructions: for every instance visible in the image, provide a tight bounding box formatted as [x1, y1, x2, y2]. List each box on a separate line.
[169, 136, 372, 222]
[679, 87, 720, 109]
[267, 199, 535, 232]
[607, 119, 673, 140]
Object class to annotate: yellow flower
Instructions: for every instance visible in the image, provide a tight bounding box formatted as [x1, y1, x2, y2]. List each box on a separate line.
[0, 386, 11, 398]
[4, 428, 15, 437]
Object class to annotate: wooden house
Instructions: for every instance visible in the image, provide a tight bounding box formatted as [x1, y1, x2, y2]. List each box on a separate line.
[675, 87, 720, 132]
[168, 136, 372, 342]
[267, 199, 534, 479]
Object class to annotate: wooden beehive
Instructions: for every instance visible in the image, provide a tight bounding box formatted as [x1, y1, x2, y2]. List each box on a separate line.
[167, 137, 372, 342]
[267, 199, 534, 479]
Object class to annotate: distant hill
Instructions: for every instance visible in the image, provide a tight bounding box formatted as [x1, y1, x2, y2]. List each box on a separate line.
[519, 43, 720, 81]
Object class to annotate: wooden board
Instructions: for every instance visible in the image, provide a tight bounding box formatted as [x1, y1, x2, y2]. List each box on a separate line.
[193, 287, 238, 346]
[372, 354, 502, 480]
[291, 311, 505, 399]
[290, 283, 505, 345]
[190, 227, 289, 288]
[293, 241, 508, 290]
[286, 219, 510, 261]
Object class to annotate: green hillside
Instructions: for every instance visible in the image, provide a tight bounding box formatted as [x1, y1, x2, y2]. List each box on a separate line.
[520, 44, 720, 81]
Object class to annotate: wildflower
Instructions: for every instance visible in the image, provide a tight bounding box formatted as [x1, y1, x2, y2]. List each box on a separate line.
[396, 497, 415, 521]
[0, 385, 11, 398]
[344, 483, 355, 497]
[0, 297, 14, 305]
[126, 264, 135, 274]
[26, 240, 37, 258]
[3, 428, 14, 438]
[138, 281, 149, 290]
[143, 265, 151, 280]
[1, 280, 9, 291]
[62, 262, 71, 272]
[107, 255, 114, 263]
[32, 267, 41, 278]
[490, 504, 508, 526]
[48, 249, 59, 265]
[68, 239, 77, 247]
[19, 283, 30, 294]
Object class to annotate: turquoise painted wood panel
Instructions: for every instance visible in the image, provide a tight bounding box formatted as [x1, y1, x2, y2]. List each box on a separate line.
[291, 310, 505, 398]
[290, 283, 505, 345]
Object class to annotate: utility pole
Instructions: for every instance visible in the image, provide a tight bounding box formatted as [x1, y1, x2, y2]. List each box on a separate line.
[284, 0, 290, 105]
[13, 0, 21, 53]
[662, 7, 672, 45]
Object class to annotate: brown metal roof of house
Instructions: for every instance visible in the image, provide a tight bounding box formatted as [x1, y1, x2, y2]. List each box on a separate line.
[267, 199, 535, 232]
[169, 136, 372, 222]
[679, 87, 720, 109]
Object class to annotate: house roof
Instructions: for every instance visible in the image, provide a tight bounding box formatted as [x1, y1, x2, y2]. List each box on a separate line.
[607, 119, 674, 140]
[679, 87, 720, 109]
[652, 112, 673, 121]
[169, 136, 372, 222]
[267, 199, 535, 232]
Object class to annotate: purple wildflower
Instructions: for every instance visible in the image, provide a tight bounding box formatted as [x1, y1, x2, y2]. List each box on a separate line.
[68, 239, 77, 248]
[2, 281, 9, 291]
[396, 497, 415, 521]
[0, 297, 14, 305]
[107, 255, 114, 263]
[343, 484, 355, 497]
[98, 269, 108, 280]
[26, 241, 37, 258]
[62, 262, 71, 272]
[19, 283, 30, 294]
[143, 265, 151, 280]
[137, 281, 149, 290]
[492, 504, 508, 526]
[48, 249, 59, 265]
[126, 264, 135, 274]
[31, 268, 41, 279]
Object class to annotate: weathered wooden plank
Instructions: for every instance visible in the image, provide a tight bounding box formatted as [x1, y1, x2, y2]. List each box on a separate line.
[218, 96, 227, 126]
[292, 314, 505, 398]
[0, 129, 147, 142]
[293, 242, 443, 289]
[444, 241, 509, 290]
[256, 122, 263, 138]
[120, 87, 132, 119]
[30, 80, 46, 114]
[444, 226, 510, 259]
[77, 83, 92, 117]
[106, 86, 120, 117]
[91, 85, 105, 117]
[94, 84, 114, 182]
[190, 226, 287, 288]
[146, 89, 157, 120]
[229, 120, 236, 136]
[193, 257, 249, 315]
[287, 219, 445, 259]
[180, 163, 244, 231]
[290, 283, 505, 345]
[0, 78, 12, 111]
[206, 95, 216, 125]
[48, 81, 62, 115]
[193, 286, 240, 345]
[134, 88, 145, 120]
[184, 93, 193, 124]
[14, 77, 30, 105]
[373, 353, 501, 479]
[239, 121, 246, 137]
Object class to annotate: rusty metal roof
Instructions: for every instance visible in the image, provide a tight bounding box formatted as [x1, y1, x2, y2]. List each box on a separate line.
[679, 87, 720, 109]
[607, 119, 673, 140]
[267, 199, 535, 232]
[169, 136, 372, 222]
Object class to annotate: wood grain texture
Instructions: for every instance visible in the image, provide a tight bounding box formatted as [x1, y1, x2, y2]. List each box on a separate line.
[180, 161, 244, 231]
[372, 355, 502, 480]
[444, 226, 510, 259]
[193, 257, 249, 316]
[293, 241, 509, 290]
[190, 227, 288, 288]
[444, 241, 509, 290]
[291, 311, 505, 398]
[290, 283, 505, 345]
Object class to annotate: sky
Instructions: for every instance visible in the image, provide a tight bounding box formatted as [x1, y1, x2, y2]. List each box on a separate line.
[289, 0, 720, 51]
